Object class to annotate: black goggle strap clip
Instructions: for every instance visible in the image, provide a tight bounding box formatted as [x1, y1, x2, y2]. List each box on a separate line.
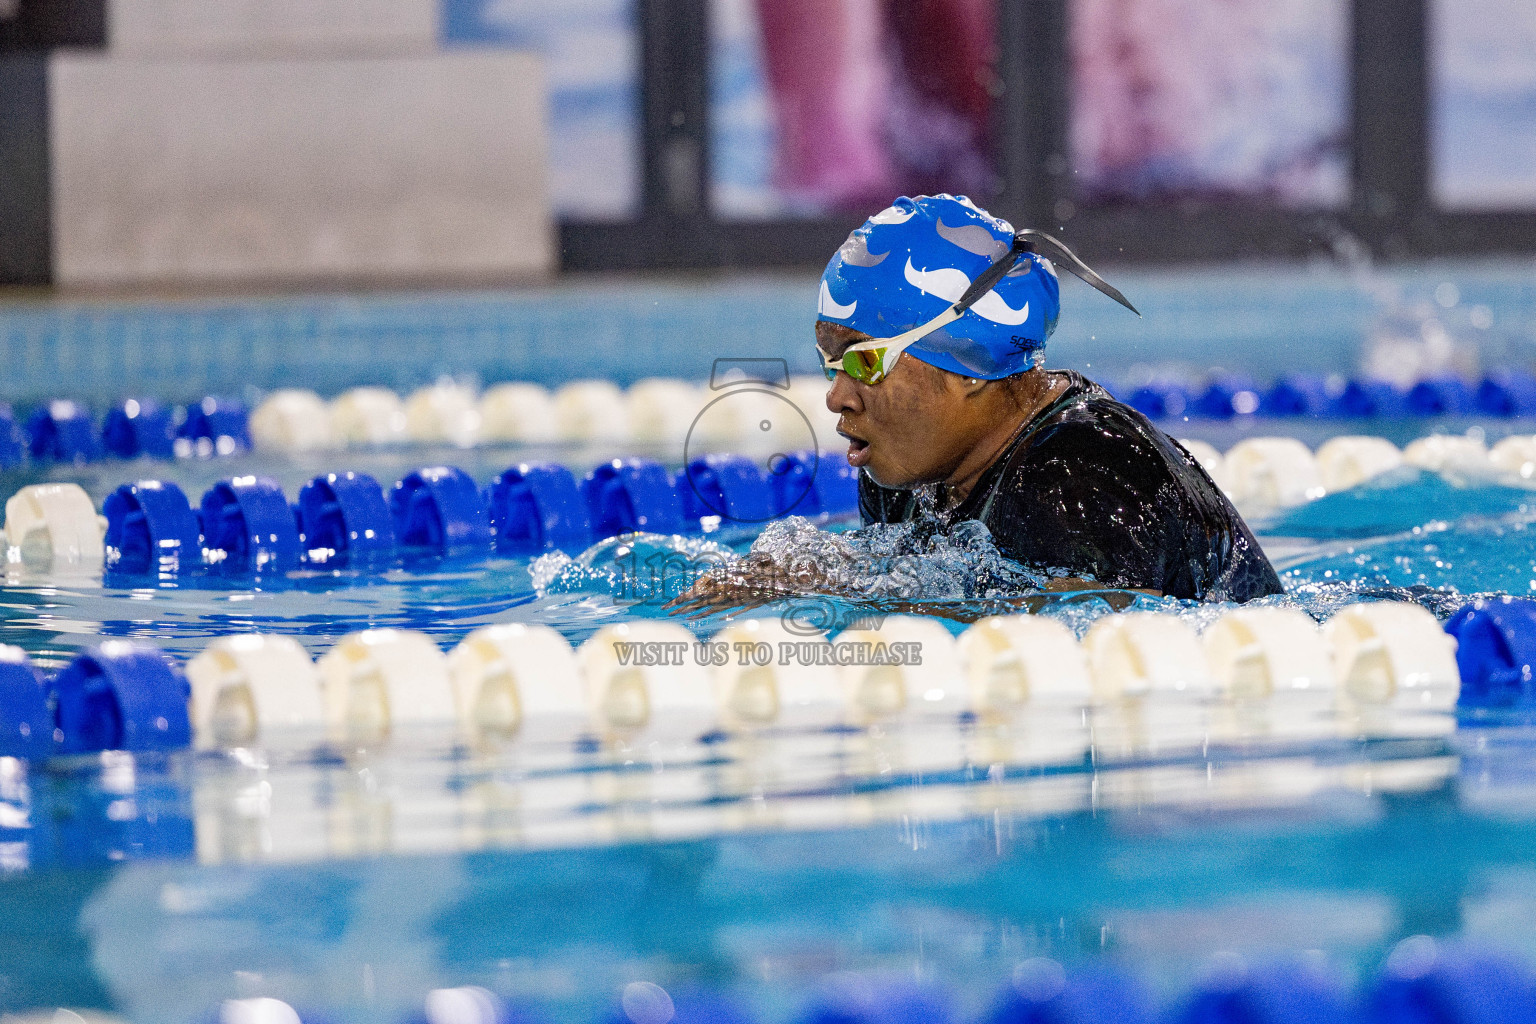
[950, 235, 1031, 316]
[1015, 229, 1141, 317]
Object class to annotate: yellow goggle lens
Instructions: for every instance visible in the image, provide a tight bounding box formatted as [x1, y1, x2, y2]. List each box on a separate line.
[843, 347, 888, 385]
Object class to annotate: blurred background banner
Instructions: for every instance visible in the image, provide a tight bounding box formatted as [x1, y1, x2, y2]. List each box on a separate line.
[444, 0, 639, 221]
[1433, 0, 1536, 209]
[712, 0, 1001, 218]
[4, 0, 1536, 285]
[1068, 0, 1347, 208]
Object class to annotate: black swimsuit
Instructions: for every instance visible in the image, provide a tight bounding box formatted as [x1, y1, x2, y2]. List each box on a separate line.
[857, 371, 1284, 602]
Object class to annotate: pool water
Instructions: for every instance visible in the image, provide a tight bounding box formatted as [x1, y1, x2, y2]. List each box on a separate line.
[2, 423, 1536, 1021]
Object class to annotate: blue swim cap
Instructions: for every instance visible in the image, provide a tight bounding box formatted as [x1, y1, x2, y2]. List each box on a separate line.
[817, 194, 1061, 381]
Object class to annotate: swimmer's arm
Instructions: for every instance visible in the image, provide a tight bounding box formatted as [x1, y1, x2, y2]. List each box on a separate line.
[855, 579, 1162, 622]
[663, 554, 836, 618]
[664, 566, 1158, 621]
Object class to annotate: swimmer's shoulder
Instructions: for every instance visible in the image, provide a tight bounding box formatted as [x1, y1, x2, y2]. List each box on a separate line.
[1011, 371, 1185, 478]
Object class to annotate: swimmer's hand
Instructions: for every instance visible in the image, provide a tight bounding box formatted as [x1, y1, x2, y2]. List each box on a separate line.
[664, 562, 1160, 620]
[663, 554, 839, 619]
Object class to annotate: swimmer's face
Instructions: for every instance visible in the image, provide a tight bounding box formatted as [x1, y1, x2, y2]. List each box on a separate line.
[817, 321, 989, 489]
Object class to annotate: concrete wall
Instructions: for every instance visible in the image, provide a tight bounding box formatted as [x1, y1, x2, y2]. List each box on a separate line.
[108, 0, 435, 57]
[50, 51, 552, 286]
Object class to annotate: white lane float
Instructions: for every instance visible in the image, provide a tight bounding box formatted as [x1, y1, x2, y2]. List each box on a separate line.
[1220, 437, 1325, 508]
[788, 374, 840, 438]
[1324, 602, 1460, 734]
[425, 988, 503, 1024]
[248, 389, 335, 453]
[404, 382, 481, 447]
[478, 382, 558, 443]
[959, 614, 1091, 714]
[221, 999, 302, 1024]
[330, 386, 408, 446]
[577, 621, 715, 745]
[315, 628, 456, 745]
[555, 380, 630, 443]
[1489, 434, 1536, 479]
[185, 634, 325, 749]
[689, 384, 793, 449]
[1084, 612, 1222, 753]
[958, 614, 1091, 763]
[2, 482, 106, 567]
[626, 378, 704, 446]
[833, 615, 965, 725]
[1402, 433, 1490, 476]
[828, 614, 969, 784]
[447, 623, 587, 746]
[710, 618, 842, 731]
[1202, 607, 1336, 738]
[1314, 435, 1404, 492]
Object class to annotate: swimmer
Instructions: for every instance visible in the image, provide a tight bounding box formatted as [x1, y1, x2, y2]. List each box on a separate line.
[668, 194, 1282, 618]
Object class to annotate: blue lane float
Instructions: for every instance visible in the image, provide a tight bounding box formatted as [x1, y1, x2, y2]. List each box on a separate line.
[201, 476, 302, 569]
[297, 471, 396, 561]
[1261, 374, 1332, 418]
[985, 965, 1151, 1024]
[1327, 379, 1406, 419]
[800, 980, 956, 1024]
[50, 641, 191, 754]
[768, 449, 859, 518]
[0, 406, 24, 469]
[1125, 381, 1190, 420]
[0, 649, 53, 760]
[490, 462, 593, 553]
[103, 480, 203, 573]
[583, 458, 684, 537]
[1174, 962, 1349, 1024]
[1366, 942, 1536, 1024]
[1444, 597, 1536, 710]
[44, 450, 867, 574]
[26, 400, 99, 463]
[1192, 374, 1261, 420]
[814, 456, 861, 515]
[177, 396, 251, 455]
[1476, 370, 1536, 418]
[680, 454, 775, 525]
[1406, 376, 1476, 417]
[101, 399, 176, 459]
[768, 450, 821, 517]
[392, 466, 494, 554]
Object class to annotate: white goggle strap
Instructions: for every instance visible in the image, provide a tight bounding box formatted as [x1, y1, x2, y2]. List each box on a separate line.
[823, 305, 965, 372]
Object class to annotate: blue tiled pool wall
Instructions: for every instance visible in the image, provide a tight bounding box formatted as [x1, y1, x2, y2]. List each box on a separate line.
[2, 259, 1534, 405]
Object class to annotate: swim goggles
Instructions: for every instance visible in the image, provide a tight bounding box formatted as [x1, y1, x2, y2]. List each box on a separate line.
[820, 230, 1139, 386]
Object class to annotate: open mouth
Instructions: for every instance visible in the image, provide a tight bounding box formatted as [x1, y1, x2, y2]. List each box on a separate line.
[839, 428, 871, 468]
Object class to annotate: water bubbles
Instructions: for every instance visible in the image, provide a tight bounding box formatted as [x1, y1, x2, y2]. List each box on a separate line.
[532, 534, 736, 602]
[620, 982, 675, 1024]
[1385, 934, 1438, 979]
[748, 513, 1049, 603]
[425, 987, 501, 1024]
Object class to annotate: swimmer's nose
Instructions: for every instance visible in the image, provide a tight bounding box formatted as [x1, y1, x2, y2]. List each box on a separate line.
[827, 372, 863, 415]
